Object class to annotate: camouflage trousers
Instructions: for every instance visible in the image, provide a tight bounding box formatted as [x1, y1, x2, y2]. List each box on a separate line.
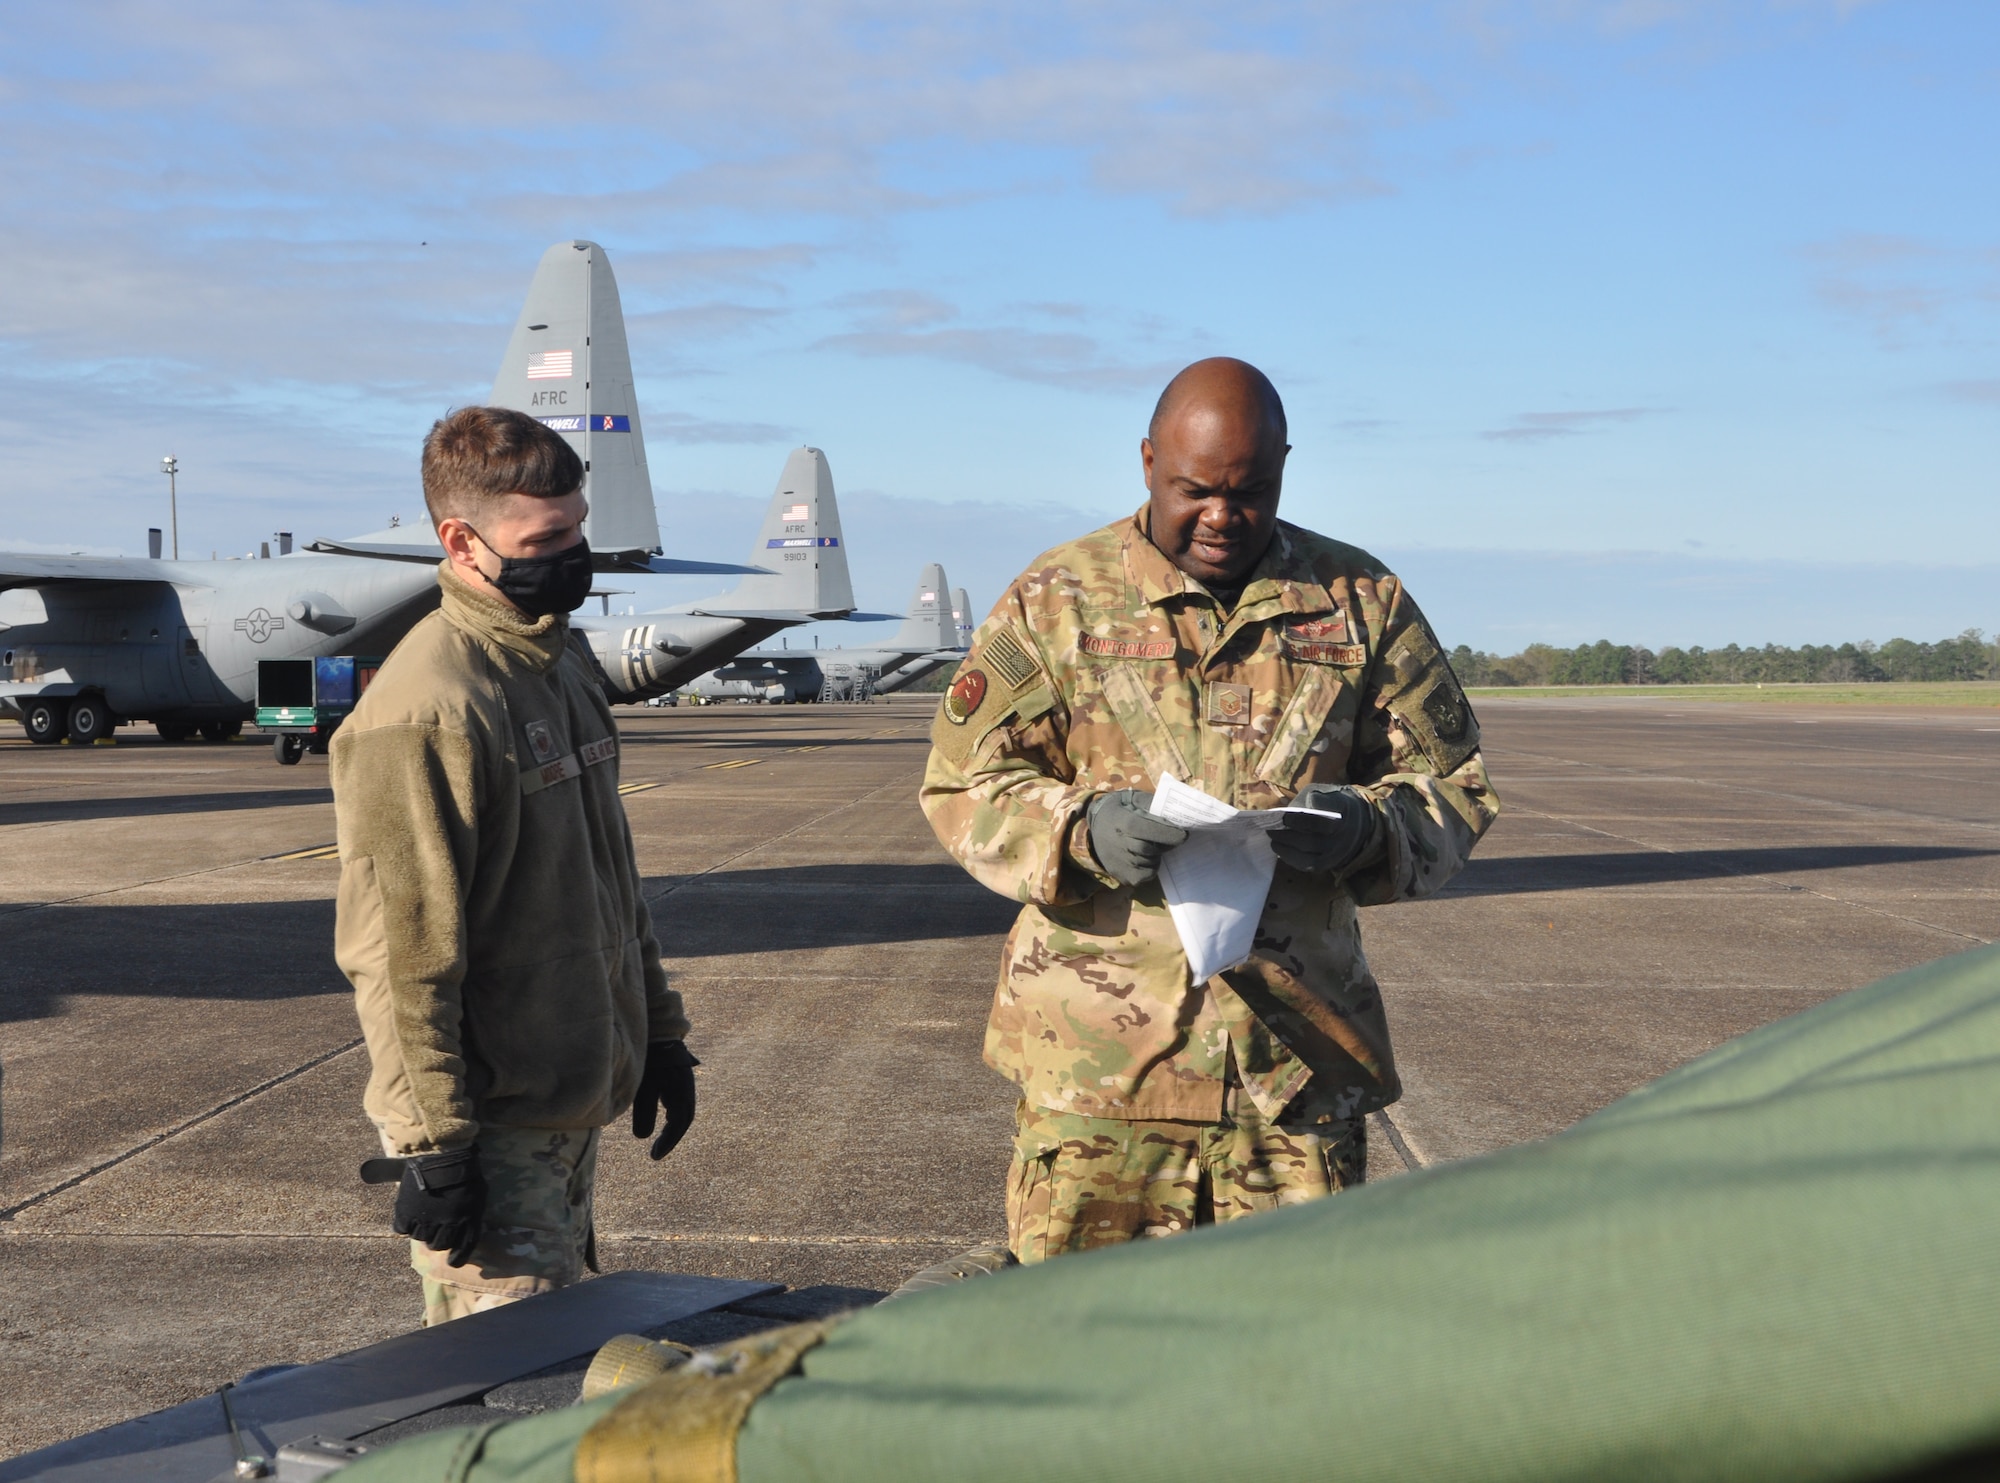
[401, 1125, 600, 1327]
[1006, 1095, 1365, 1263]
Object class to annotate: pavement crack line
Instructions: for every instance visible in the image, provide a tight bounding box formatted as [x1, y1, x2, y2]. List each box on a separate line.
[0, 1039, 365, 1222]
[1502, 803, 1990, 947]
[1371, 1108, 1429, 1170]
[0, 850, 322, 922]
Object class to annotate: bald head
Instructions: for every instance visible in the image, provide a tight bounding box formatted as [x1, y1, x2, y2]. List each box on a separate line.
[1148, 357, 1288, 450]
[1142, 358, 1291, 587]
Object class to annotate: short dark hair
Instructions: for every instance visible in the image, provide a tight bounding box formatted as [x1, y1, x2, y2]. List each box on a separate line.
[421, 407, 583, 527]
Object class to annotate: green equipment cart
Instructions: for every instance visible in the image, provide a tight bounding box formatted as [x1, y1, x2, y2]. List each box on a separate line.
[255, 655, 381, 765]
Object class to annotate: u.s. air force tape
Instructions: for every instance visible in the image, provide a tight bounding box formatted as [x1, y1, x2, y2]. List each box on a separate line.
[521, 734, 618, 795]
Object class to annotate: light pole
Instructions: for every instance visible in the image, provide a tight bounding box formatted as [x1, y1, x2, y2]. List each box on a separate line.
[160, 455, 179, 559]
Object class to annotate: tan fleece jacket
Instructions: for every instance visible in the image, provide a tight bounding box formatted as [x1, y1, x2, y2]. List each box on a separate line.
[332, 564, 686, 1154]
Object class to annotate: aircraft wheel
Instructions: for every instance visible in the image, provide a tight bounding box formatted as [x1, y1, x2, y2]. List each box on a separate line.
[23, 699, 65, 745]
[66, 695, 114, 744]
[155, 721, 194, 743]
[199, 720, 243, 743]
[274, 733, 306, 766]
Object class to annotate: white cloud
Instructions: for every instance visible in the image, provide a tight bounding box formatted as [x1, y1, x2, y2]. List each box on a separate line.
[1481, 407, 1654, 442]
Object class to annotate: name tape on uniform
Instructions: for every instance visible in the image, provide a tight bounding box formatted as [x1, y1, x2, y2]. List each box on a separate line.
[521, 734, 619, 796]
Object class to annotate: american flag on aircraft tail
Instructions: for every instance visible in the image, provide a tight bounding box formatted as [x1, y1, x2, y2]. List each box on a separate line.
[526, 350, 573, 380]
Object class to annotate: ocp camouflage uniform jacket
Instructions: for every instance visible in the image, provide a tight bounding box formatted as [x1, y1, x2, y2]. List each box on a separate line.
[921, 511, 1498, 1125]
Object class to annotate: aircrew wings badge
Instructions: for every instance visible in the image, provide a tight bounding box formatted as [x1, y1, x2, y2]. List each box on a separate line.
[944, 669, 987, 725]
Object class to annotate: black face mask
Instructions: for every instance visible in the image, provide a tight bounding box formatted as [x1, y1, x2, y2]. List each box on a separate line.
[468, 531, 595, 617]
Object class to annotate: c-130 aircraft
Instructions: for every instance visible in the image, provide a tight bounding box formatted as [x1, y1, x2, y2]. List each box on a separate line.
[680, 563, 968, 703]
[0, 240, 864, 745]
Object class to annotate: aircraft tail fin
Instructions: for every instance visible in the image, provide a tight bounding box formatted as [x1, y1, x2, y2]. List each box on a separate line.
[889, 564, 955, 651]
[488, 240, 661, 563]
[704, 448, 855, 620]
[951, 587, 974, 649]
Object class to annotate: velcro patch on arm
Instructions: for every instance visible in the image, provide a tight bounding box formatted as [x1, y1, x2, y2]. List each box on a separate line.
[984, 628, 1042, 692]
[930, 627, 1057, 771]
[1376, 624, 1480, 776]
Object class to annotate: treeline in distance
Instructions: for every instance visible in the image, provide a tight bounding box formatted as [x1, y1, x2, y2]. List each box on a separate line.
[1449, 630, 2000, 687]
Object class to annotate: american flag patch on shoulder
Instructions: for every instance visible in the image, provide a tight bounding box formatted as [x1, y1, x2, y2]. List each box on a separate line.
[983, 629, 1040, 692]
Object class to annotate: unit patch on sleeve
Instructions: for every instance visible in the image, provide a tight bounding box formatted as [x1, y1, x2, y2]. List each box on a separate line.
[944, 669, 988, 726]
[1377, 621, 1481, 775]
[1422, 683, 1470, 744]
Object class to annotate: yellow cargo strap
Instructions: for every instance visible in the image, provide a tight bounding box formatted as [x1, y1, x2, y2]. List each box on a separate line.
[574, 1317, 846, 1483]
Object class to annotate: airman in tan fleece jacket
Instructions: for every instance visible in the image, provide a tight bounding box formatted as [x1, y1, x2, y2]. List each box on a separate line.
[336, 405, 696, 1327]
[334, 563, 684, 1154]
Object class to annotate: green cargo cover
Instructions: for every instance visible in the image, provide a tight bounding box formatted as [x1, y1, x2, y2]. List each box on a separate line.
[349, 943, 2000, 1481]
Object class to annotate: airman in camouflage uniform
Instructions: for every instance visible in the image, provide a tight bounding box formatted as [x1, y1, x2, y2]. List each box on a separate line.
[921, 359, 1498, 1261]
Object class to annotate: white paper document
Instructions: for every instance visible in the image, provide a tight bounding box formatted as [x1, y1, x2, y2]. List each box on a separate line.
[1148, 773, 1340, 983]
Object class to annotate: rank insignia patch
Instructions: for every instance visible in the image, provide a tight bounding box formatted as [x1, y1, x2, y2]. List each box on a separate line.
[944, 669, 988, 726]
[1208, 681, 1253, 728]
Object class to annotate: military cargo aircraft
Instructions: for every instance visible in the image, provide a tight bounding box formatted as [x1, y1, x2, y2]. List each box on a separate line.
[0, 239, 755, 746]
[569, 449, 890, 703]
[677, 562, 965, 703]
[869, 582, 976, 695]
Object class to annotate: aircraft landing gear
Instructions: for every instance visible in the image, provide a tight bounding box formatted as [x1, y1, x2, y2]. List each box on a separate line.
[274, 733, 306, 766]
[156, 722, 195, 743]
[23, 698, 64, 745]
[199, 720, 243, 743]
[66, 695, 114, 745]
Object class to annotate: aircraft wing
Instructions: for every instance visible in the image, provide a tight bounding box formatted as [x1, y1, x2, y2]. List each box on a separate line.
[0, 552, 177, 591]
[641, 556, 771, 576]
[715, 652, 821, 673]
[305, 537, 446, 563]
[687, 607, 856, 622]
[306, 538, 766, 577]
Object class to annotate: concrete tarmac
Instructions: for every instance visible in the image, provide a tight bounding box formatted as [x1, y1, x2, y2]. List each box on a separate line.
[2, 692, 1996, 1455]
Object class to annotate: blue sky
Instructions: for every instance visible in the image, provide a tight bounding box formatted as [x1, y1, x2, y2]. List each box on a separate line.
[1, 1, 1994, 650]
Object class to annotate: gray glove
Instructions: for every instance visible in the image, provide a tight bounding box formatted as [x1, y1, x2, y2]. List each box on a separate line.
[1269, 784, 1378, 876]
[1086, 789, 1189, 887]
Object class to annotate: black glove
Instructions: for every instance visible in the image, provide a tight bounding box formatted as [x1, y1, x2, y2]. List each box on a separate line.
[632, 1040, 700, 1160]
[1269, 784, 1379, 876]
[1085, 789, 1189, 888]
[361, 1147, 486, 1268]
